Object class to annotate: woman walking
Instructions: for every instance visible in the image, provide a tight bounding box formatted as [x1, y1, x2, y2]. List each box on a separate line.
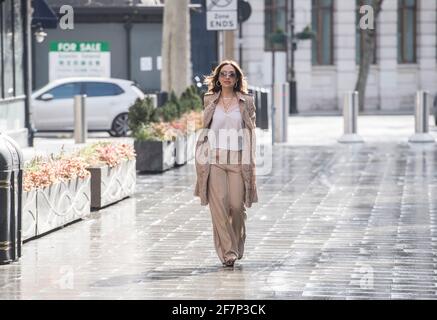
[194, 60, 258, 267]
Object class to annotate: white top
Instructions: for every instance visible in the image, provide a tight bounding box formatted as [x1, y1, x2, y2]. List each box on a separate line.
[209, 103, 243, 151]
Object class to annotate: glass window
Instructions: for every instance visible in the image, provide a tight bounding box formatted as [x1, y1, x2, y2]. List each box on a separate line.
[14, 0, 24, 96]
[356, 0, 377, 65]
[312, 0, 334, 65]
[44, 83, 81, 99]
[84, 82, 124, 97]
[264, 0, 288, 51]
[3, 0, 14, 97]
[398, 0, 416, 63]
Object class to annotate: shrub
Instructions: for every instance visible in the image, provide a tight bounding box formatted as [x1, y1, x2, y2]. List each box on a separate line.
[128, 86, 203, 140]
[159, 92, 180, 122]
[128, 96, 159, 133]
[133, 123, 179, 142]
[78, 142, 136, 167]
[179, 85, 203, 112]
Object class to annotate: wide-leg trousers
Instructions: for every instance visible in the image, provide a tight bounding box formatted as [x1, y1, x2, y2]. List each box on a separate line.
[207, 149, 247, 264]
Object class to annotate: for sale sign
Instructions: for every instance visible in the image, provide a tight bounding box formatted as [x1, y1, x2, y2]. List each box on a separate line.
[206, 0, 238, 31]
[49, 41, 111, 80]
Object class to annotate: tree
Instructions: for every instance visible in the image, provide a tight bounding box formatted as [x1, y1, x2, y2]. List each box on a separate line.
[355, 0, 384, 111]
[161, 0, 192, 97]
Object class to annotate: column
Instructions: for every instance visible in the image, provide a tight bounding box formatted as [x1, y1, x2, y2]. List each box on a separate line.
[335, 0, 357, 111]
[294, 0, 312, 111]
[418, 0, 437, 93]
[378, 0, 399, 111]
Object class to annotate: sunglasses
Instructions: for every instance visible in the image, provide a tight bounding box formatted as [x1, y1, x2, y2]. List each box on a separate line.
[219, 71, 237, 78]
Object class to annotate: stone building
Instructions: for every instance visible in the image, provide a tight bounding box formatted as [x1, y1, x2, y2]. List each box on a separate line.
[232, 0, 436, 112]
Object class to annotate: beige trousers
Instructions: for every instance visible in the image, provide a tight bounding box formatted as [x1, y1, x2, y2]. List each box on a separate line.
[207, 149, 247, 264]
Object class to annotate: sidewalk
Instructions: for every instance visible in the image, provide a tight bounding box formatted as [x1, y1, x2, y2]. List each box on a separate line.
[287, 114, 437, 145]
[22, 114, 437, 159]
[1, 115, 436, 299]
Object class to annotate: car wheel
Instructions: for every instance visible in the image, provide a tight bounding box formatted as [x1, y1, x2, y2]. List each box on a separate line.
[110, 113, 129, 137]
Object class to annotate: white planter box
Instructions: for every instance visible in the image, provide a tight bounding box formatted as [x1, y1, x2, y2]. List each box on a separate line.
[22, 176, 91, 241]
[87, 159, 136, 209]
[175, 135, 187, 165]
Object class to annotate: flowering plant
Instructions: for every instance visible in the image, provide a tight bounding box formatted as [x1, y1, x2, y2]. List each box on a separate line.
[23, 142, 136, 191]
[182, 110, 203, 131]
[23, 153, 90, 192]
[78, 142, 136, 168]
[133, 122, 180, 141]
[133, 111, 203, 141]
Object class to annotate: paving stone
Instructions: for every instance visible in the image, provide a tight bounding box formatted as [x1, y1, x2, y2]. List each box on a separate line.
[2, 139, 437, 299]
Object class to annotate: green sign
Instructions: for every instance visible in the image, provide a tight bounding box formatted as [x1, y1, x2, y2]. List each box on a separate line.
[49, 41, 111, 80]
[50, 41, 109, 52]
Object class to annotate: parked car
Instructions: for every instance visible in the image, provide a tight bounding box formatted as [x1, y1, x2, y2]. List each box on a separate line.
[31, 77, 145, 137]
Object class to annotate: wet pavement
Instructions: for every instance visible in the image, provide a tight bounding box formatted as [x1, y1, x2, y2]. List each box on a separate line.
[1, 116, 437, 299]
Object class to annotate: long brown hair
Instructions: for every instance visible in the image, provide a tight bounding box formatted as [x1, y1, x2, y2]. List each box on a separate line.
[203, 60, 249, 94]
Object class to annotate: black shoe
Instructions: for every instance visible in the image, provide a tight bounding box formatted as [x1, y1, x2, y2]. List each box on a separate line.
[224, 258, 235, 267]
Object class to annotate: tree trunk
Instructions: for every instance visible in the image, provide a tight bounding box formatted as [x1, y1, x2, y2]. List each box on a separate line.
[355, 0, 383, 112]
[161, 0, 192, 97]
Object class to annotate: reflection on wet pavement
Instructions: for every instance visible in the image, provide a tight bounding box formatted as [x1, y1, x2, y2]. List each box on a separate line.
[1, 142, 437, 299]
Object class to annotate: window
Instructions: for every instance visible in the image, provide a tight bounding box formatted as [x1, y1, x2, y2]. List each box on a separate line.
[84, 82, 124, 97]
[0, 0, 24, 100]
[356, 0, 377, 65]
[264, 0, 288, 51]
[398, 0, 417, 63]
[3, 0, 14, 98]
[312, 0, 334, 65]
[44, 83, 81, 99]
[14, 0, 24, 96]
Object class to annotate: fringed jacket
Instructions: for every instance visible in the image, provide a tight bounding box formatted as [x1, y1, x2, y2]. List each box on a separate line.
[194, 90, 258, 208]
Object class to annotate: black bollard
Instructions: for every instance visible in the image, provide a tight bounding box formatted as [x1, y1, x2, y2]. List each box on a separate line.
[0, 133, 23, 264]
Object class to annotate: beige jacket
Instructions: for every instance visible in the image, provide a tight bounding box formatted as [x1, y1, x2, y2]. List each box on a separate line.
[194, 90, 258, 208]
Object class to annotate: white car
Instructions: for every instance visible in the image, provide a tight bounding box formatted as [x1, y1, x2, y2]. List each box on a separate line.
[31, 77, 145, 137]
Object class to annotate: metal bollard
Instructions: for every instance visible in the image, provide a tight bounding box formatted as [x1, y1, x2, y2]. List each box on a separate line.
[0, 133, 23, 264]
[260, 89, 269, 130]
[273, 83, 289, 143]
[408, 91, 435, 143]
[338, 91, 364, 143]
[74, 95, 87, 144]
[281, 83, 289, 142]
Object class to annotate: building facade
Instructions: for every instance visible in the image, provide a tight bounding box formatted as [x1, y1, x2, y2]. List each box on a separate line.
[34, 0, 217, 93]
[0, 0, 28, 146]
[236, 0, 437, 112]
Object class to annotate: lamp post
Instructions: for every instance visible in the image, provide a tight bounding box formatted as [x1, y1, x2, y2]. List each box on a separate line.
[271, 36, 276, 145]
[288, 0, 298, 114]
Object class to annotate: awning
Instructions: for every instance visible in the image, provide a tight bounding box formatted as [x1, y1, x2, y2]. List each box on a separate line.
[31, 0, 58, 29]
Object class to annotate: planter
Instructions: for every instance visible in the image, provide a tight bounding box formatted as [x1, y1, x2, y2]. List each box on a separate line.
[22, 189, 37, 241]
[134, 140, 176, 172]
[175, 135, 187, 165]
[87, 159, 136, 209]
[22, 176, 91, 241]
[187, 132, 196, 161]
